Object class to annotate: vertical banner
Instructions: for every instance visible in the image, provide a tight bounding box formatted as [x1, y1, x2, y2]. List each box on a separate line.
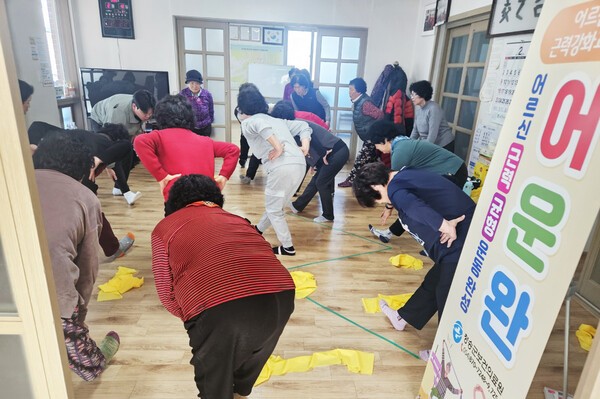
[419, 1, 600, 398]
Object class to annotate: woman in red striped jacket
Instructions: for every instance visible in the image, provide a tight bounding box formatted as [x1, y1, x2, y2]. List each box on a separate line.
[151, 174, 296, 399]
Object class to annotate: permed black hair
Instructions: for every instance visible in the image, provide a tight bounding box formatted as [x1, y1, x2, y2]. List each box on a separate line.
[165, 174, 225, 216]
[98, 123, 130, 141]
[349, 77, 367, 94]
[367, 120, 406, 144]
[409, 80, 434, 101]
[237, 83, 269, 116]
[33, 132, 93, 181]
[352, 162, 390, 208]
[154, 94, 196, 130]
[270, 100, 296, 120]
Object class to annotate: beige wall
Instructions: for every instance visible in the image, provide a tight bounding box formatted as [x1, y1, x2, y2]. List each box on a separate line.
[6, 0, 61, 126]
[70, 0, 425, 95]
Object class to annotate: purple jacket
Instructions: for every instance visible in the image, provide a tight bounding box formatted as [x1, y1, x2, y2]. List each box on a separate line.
[283, 83, 294, 101]
[180, 87, 214, 129]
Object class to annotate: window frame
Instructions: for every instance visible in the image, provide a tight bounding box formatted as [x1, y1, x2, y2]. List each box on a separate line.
[41, 0, 86, 130]
[429, 6, 492, 161]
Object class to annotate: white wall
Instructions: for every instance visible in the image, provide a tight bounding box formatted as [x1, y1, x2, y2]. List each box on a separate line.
[404, 0, 493, 86]
[407, 0, 438, 85]
[70, 0, 423, 97]
[6, 0, 61, 126]
[363, 0, 421, 90]
[450, 0, 492, 17]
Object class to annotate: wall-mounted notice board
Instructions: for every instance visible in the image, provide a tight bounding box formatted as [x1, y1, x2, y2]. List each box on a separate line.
[98, 0, 135, 39]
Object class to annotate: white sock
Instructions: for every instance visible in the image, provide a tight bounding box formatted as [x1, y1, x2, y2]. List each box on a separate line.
[379, 299, 407, 331]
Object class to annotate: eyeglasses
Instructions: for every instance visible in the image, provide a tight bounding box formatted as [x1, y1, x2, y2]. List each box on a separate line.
[410, 92, 420, 98]
[234, 107, 243, 123]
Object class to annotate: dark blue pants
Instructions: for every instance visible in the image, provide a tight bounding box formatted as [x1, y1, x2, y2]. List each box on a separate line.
[397, 261, 457, 330]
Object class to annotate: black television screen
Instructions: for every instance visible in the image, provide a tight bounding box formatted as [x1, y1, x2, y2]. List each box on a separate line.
[80, 68, 170, 116]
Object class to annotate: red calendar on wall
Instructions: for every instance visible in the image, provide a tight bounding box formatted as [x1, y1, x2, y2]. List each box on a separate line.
[98, 0, 135, 39]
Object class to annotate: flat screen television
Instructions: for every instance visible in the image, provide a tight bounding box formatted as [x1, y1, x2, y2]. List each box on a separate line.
[80, 67, 170, 116]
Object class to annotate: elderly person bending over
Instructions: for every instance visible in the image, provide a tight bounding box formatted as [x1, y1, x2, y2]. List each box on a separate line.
[134, 94, 239, 201]
[353, 162, 474, 332]
[337, 77, 384, 187]
[365, 120, 468, 243]
[33, 133, 120, 381]
[237, 83, 311, 256]
[152, 174, 295, 399]
[271, 100, 349, 223]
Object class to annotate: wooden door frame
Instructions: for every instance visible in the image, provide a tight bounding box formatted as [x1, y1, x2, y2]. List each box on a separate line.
[0, 0, 73, 397]
[314, 27, 367, 163]
[175, 18, 231, 143]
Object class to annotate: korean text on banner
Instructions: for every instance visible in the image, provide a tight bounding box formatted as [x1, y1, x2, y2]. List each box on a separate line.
[419, 1, 600, 398]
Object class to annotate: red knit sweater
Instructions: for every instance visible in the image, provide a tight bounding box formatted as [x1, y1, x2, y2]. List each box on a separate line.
[151, 203, 296, 321]
[134, 128, 239, 200]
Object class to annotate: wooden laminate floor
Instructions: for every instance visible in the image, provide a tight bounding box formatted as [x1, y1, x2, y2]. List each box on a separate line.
[72, 158, 596, 399]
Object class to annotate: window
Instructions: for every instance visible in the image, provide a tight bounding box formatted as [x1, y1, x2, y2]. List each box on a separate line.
[438, 20, 490, 161]
[40, 0, 84, 129]
[286, 30, 314, 73]
[41, 0, 64, 85]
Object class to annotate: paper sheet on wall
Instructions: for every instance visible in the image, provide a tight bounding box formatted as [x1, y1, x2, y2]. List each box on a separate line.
[479, 40, 506, 102]
[467, 123, 501, 174]
[32, 36, 54, 87]
[230, 43, 284, 88]
[490, 41, 530, 124]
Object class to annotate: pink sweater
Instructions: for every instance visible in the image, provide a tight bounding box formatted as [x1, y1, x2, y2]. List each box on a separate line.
[295, 111, 330, 130]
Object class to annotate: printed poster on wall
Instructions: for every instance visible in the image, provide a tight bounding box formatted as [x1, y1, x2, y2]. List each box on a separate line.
[490, 41, 530, 125]
[419, 1, 600, 398]
[229, 43, 284, 88]
[467, 124, 501, 174]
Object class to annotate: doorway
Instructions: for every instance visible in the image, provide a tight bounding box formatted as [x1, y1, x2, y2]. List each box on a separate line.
[314, 27, 367, 160]
[176, 18, 367, 159]
[176, 19, 231, 142]
[438, 20, 491, 161]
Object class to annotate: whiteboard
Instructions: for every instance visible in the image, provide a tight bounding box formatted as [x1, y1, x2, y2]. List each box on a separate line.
[247, 64, 292, 99]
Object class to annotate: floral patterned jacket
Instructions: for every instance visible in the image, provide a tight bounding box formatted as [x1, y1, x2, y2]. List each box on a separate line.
[180, 87, 214, 129]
